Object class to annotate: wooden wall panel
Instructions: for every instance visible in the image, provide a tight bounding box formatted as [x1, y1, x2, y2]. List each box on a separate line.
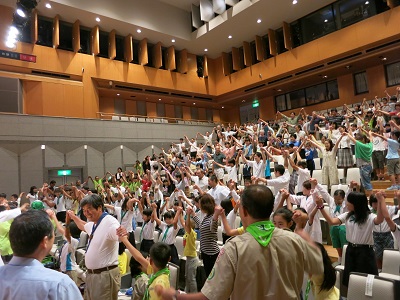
[203, 55, 209, 77]
[124, 34, 133, 63]
[255, 35, 265, 61]
[153, 42, 162, 69]
[232, 47, 242, 71]
[146, 102, 157, 117]
[268, 29, 277, 56]
[221, 52, 230, 76]
[99, 97, 114, 114]
[243, 41, 251, 67]
[72, 20, 80, 53]
[91, 26, 100, 56]
[166, 46, 176, 71]
[139, 38, 148, 66]
[177, 49, 188, 74]
[108, 30, 116, 60]
[213, 109, 221, 122]
[165, 104, 175, 119]
[283, 22, 292, 50]
[63, 84, 84, 117]
[53, 15, 59, 48]
[125, 100, 137, 115]
[182, 106, 191, 120]
[23, 81, 43, 115]
[198, 107, 206, 121]
[31, 9, 38, 44]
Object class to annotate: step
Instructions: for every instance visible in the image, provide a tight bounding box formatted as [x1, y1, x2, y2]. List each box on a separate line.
[324, 244, 338, 263]
[372, 180, 393, 189]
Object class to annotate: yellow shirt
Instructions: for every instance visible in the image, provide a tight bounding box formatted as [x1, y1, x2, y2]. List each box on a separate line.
[311, 274, 340, 300]
[237, 226, 245, 235]
[118, 252, 128, 275]
[183, 229, 197, 257]
[146, 265, 170, 300]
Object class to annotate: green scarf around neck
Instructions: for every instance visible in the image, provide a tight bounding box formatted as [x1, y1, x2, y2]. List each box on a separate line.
[143, 267, 170, 300]
[246, 220, 275, 247]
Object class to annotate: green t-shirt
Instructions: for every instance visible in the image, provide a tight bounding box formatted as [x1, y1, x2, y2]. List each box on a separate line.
[0, 220, 12, 255]
[355, 141, 372, 161]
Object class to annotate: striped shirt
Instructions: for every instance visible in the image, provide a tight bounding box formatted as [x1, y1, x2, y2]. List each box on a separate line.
[140, 220, 156, 241]
[159, 221, 180, 245]
[193, 214, 219, 255]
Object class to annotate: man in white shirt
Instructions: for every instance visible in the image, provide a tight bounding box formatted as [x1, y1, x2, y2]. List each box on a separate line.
[190, 169, 209, 193]
[205, 174, 230, 206]
[241, 148, 267, 179]
[68, 194, 121, 300]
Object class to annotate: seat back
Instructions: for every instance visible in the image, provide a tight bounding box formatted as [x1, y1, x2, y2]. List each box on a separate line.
[312, 170, 323, 184]
[330, 184, 349, 197]
[134, 226, 142, 244]
[347, 273, 398, 300]
[111, 116, 120, 121]
[175, 236, 184, 258]
[153, 231, 160, 243]
[77, 232, 88, 249]
[120, 116, 129, 121]
[346, 168, 360, 184]
[168, 262, 180, 289]
[382, 249, 400, 276]
[217, 226, 223, 243]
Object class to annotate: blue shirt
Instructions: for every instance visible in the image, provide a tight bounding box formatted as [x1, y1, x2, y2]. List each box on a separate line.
[386, 138, 400, 159]
[0, 256, 82, 300]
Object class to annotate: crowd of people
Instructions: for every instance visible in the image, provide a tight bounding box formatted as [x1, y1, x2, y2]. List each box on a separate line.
[1, 88, 400, 300]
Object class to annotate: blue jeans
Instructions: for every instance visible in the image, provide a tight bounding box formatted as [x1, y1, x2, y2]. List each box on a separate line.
[360, 164, 372, 190]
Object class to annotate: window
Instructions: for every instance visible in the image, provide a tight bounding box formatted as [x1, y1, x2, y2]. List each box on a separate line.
[137, 101, 147, 116]
[275, 28, 287, 54]
[115, 35, 124, 61]
[79, 28, 91, 54]
[336, 0, 376, 29]
[301, 5, 336, 43]
[305, 83, 329, 105]
[174, 105, 183, 119]
[354, 71, 369, 94]
[156, 103, 165, 117]
[37, 16, 53, 47]
[191, 107, 198, 120]
[286, 90, 306, 110]
[275, 95, 287, 111]
[98, 31, 109, 58]
[206, 108, 213, 121]
[385, 61, 400, 87]
[290, 21, 303, 48]
[58, 21, 73, 51]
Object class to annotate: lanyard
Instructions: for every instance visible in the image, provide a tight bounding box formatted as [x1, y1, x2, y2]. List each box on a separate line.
[87, 212, 108, 250]
[140, 221, 147, 241]
[161, 225, 173, 242]
[120, 210, 128, 224]
[144, 268, 170, 300]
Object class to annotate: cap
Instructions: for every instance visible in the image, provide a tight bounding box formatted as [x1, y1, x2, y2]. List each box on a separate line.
[31, 200, 45, 210]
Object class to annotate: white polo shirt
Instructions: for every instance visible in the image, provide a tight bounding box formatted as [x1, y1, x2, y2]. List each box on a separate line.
[207, 185, 230, 205]
[246, 160, 266, 178]
[114, 206, 134, 233]
[159, 221, 180, 245]
[84, 215, 119, 269]
[191, 175, 209, 192]
[338, 212, 376, 245]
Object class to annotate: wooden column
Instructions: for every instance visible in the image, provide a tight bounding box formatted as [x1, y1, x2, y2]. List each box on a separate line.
[91, 25, 100, 56]
[52, 15, 59, 48]
[222, 52, 230, 76]
[232, 47, 242, 71]
[255, 35, 265, 61]
[124, 34, 133, 63]
[177, 49, 188, 74]
[31, 9, 38, 44]
[72, 20, 80, 53]
[139, 38, 148, 65]
[268, 29, 277, 56]
[108, 29, 116, 60]
[166, 46, 176, 71]
[243, 41, 251, 67]
[283, 22, 292, 50]
[203, 55, 209, 77]
[153, 42, 162, 69]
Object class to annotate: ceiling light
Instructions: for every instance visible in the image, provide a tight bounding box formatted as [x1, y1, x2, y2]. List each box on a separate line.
[45, 3, 51, 9]
[193, 103, 196, 105]
[117, 93, 120, 96]
[137, 29, 141, 33]
[5, 39, 16, 49]
[242, 100, 246, 102]
[228, 35, 232, 39]
[120, 145, 124, 149]
[292, 0, 298, 4]
[324, 19, 328, 23]
[158, 98, 161, 101]
[84, 145, 88, 149]
[221, 106, 224, 109]
[277, 89, 282, 92]
[95, 17, 100, 22]
[171, 39, 175, 43]
[365, 1, 369, 4]
[381, 57, 387, 61]
[16, 8, 26, 18]
[41, 145, 46, 150]
[204, 48, 208, 52]
[322, 75, 328, 79]
[257, 19, 262, 24]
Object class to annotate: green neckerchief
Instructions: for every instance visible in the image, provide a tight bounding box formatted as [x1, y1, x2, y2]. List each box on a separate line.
[305, 279, 311, 300]
[143, 267, 170, 300]
[246, 220, 275, 247]
[135, 272, 146, 280]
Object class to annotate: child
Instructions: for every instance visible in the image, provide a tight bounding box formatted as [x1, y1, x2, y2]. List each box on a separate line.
[273, 208, 294, 231]
[317, 191, 385, 287]
[118, 242, 128, 275]
[286, 148, 310, 195]
[308, 243, 340, 300]
[183, 206, 200, 293]
[369, 194, 395, 269]
[153, 207, 181, 266]
[118, 232, 171, 300]
[139, 203, 157, 253]
[220, 197, 237, 243]
[130, 252, 149, 300]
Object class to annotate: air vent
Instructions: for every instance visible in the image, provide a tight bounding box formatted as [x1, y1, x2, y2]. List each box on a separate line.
[295, 64, 324, 76]
[366, 39, 400, 53]
[193, 96, 213, 101]
[115, 85, 142, 91]
[171, 92, 192, 98]
[244, 84, 266, 93]
[326, 52, 362, 65]
[130, 95, 136, 98]
[31, 70, 70, 79]
[268, 75, 292, 85]
[145, 89, 169, 95]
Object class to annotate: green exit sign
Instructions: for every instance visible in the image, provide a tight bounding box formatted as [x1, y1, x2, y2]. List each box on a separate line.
[57, 170, 72, 176]
[252, 102, 259, 108]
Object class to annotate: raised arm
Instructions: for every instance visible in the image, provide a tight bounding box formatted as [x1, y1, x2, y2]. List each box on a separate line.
[314, 197, 341, 226]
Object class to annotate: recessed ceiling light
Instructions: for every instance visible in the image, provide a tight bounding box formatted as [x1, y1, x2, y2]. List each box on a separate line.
[117, 93, 120, 96]
[221, 106, 224, 109]
[193, 102, 196, 105]
[242, 99, 246, 102]
[277, 89, 282, 92]
[95, 17, 100, 22]
[365, 1, 369, 4]
[322, 75, 328, 79]
[324, 19, 328, 23]
[171, 39, 175, 43]
[16, 8, 26, 18]
[228, 35, 232, 39]
[381, 57, 387, 61]
[158, 98, 161, 101]
[292, 0, 298, 4]
[204, 48, 208, 52]
[45, 3, 52, 9]
[137, 29, 141, 33]
[257, 19, 262, 24]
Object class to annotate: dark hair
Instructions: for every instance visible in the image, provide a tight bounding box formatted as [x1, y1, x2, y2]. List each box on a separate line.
[390, 131, 400, 142]
[118, 242, 126, 255]
[297, 160, 307, 168]
[50, 180, 56, 185]
[199, 194, 216, 215]
[11, 194, 18, 199]
[0, 193, 6, 198]
[294, 207, 307, 215]
[9, 210, 53, 256]
[333, 189, 345, 199]
[221, 198, 234, 215]
[228, 158, 235, 165]
[209, 174, 218, 183]
[255, 152, 262, 158]
[241, 185, 274, 219]
[368, 193, 377, 206]
[274, 164, 285, 176]
[143, 208, 153, 217]
[29, 186, 37, 196]
[325, 139, 334, 152]
[315, 242, 336, 292]
[149, 242, 171, 269]
[274, 208, 293, 224]
[130, 251, 148, 277]
[67, 221, 81, 239]
[80, 194, 104, 211]
[302, 180, 311, 190]
[163, 210, 175, 220]
[121, 197, 130, 211]
[346, 192, 370, 224]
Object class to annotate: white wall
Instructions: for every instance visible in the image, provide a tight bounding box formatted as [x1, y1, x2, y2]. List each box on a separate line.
[20, 147, 43, 193]
[0, 147, 18, 197]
